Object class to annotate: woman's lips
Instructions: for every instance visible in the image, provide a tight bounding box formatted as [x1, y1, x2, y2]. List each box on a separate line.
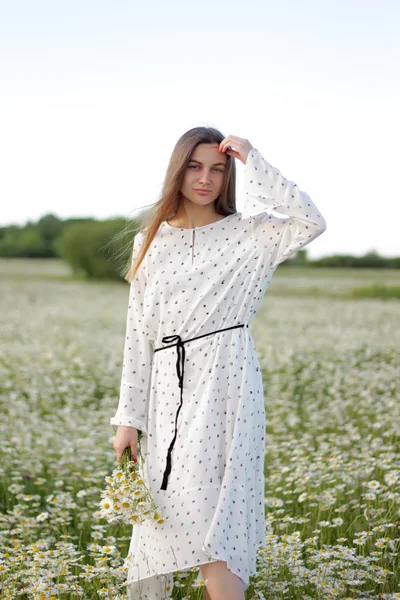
[194, 189, 211, 194]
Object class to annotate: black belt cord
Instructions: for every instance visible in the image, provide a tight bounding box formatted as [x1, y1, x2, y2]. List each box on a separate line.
[154, 322, 248, 490]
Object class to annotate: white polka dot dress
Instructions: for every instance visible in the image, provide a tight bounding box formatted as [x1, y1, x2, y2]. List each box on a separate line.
[110, 148, 327, 598]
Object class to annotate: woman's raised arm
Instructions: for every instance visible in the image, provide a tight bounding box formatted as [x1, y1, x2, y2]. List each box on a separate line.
[241, 148, 327, 269]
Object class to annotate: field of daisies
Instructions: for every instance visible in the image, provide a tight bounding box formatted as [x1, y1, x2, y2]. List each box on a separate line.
[0, 259, 399, 600]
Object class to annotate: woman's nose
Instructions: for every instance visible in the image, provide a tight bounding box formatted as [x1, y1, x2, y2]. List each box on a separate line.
[198, 170, 211, 183]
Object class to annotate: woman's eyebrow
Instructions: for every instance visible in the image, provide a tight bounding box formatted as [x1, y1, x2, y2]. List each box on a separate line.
[189, 159, 226, 166]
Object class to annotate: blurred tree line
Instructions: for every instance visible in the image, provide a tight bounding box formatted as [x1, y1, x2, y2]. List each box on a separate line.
[0, 213, 138, 280]
[0, 213, 399, 280]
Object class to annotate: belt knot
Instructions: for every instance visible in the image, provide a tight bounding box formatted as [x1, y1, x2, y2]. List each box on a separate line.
[154, 322, 247, 490]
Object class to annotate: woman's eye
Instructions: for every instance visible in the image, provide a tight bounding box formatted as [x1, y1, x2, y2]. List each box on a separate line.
[188, 165, 224, 172]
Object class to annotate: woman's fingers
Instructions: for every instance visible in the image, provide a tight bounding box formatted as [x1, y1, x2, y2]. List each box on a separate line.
[115, 444, 125, 463]
[113, 427, 138, 463]
[219, 135, 246, 151]
[115, 447, 122, 463]
[218, 136, 253, 164]
[115, 443, 137, 463]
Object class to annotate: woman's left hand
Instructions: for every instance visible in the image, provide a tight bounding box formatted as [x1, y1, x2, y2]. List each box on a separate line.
[218, 136, 254, 165]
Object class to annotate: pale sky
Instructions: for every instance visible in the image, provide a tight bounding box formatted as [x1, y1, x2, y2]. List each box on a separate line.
[0, 0, 399, 259]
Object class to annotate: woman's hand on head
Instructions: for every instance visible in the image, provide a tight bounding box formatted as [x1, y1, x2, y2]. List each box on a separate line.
[113, 426, 139, 463]
[218, 136, 253, 165]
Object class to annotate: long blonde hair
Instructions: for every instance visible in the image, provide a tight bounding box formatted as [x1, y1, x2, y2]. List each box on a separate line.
[123, 126, 238, 283]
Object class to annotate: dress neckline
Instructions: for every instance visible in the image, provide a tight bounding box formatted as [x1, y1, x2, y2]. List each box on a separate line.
[163, 213, 235, 231]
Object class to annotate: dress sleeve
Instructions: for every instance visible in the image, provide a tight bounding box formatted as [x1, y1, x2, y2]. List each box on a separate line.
[110, 231, 153, 433]
[241, 148, 327, 269]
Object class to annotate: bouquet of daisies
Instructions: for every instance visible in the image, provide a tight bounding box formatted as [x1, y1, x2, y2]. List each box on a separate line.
[100, 431, 165, 527]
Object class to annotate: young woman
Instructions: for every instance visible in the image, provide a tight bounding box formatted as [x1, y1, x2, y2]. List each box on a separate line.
[110, 127, 327, 600]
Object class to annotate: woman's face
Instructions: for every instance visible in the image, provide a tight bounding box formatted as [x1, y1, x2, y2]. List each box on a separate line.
[180, 143, 227, 207]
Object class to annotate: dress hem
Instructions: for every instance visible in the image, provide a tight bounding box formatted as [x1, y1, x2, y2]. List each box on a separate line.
[126, 537, 266, 590]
